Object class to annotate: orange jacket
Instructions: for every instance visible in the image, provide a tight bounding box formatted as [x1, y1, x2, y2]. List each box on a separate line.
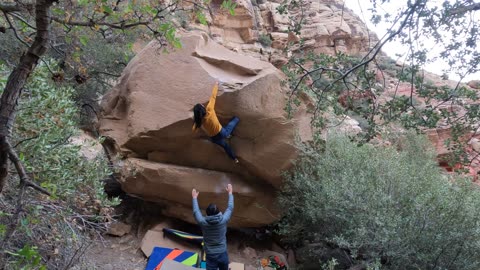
[192, 84, 222, 137]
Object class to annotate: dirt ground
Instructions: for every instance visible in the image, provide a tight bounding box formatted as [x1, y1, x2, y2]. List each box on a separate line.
[76, 234, 147, 270]
[74, 196, 293, 270]
[78, 220, 292, 270]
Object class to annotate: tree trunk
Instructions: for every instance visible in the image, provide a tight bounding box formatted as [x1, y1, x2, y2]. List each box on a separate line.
[0, 0, 54, 193]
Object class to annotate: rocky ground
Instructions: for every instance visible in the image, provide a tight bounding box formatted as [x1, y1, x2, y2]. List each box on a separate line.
[74, 196, 293, 270]
[79, 220, 293, 270]
[78, 234, 147, 270]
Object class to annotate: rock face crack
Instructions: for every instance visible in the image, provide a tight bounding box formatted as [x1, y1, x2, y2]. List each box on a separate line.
[192, 51, 263, 76]
[98, 32, 312, 227]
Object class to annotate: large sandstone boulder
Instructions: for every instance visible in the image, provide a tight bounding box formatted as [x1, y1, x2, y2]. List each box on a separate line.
[468, 80, 480, 89]
[99, 33, 311, 227]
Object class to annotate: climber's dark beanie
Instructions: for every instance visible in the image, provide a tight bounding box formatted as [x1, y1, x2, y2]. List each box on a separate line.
[206, 203, 220, 216]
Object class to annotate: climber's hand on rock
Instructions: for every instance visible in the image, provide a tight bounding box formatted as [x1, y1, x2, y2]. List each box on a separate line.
[215, 81, 223, 94]
[226, 184, 233, 194]
[192, 189, 199, 199]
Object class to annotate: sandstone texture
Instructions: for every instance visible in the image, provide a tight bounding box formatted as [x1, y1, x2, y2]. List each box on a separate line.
[177, 0, 373, 67]
[467, 80, 480, 89]
[107, 221, 132, 237]
[99, 33, 312, 227]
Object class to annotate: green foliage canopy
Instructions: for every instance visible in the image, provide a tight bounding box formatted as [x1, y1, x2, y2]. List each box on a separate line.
[0, 62, 113, 269]
[279, 133, 480, 269]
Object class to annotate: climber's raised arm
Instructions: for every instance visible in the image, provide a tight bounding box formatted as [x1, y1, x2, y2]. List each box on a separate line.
[222, 184, 234, 223]
[192, 189, 207, 225]
[206, 82, 219, 111]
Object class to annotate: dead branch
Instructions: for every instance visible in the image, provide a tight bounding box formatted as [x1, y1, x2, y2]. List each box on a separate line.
[13, 135, 38, 148]
[1, 10, 30, 47]
[7, 140, 50, 196]
[62, 241, 91, 270]
[9, 12, 36, 29]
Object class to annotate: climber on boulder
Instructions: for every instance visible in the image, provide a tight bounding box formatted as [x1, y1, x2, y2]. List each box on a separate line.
[193, 82, 240, 163]
[192, 184, 234, 270]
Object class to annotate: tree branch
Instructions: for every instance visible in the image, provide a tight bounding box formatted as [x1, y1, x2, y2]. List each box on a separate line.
[0, 2, 22, 13]
[13, 135, 39, 148]
[2, 10, 30, 47]
[450, 3, 480, 15]
[91, 70, 121, 77]
[51, 16, 149, 30]
[0, 140, 50, 267]
[9, 12, 36, 30]
[0, 0, 56, 193]
[292, 0, 421, 101]
[8, 140, 51, 196]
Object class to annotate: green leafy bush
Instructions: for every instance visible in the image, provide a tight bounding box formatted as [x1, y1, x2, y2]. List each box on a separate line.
[12, 63, 110, 200]
[259, 34, 273, 47]
[1, 62, 113, 269]
[221, 0, 237, 15]
[279, 133, 480, 269]
[5, 245, 46, 270]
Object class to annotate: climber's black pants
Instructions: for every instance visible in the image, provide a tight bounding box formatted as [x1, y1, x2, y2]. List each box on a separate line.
[206, 251, 229, 270]
[210, 117, 240, 160]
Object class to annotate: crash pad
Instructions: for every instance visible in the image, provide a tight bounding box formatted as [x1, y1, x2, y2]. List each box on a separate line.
[141, 229, 198, 257]
[145, 247, 199, 270]
[162, 228, 203, 244]
[159, 259, 198, 270]
[229, 262, 245, 270]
